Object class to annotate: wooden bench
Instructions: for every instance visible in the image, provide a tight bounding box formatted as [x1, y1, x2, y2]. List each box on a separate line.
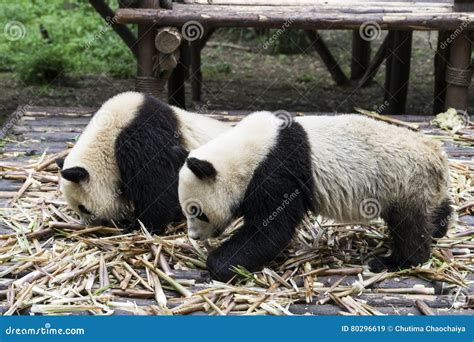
[95, 0, 473, 114]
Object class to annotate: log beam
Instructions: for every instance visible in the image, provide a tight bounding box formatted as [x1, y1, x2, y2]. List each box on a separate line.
[116, 6, 474, 31]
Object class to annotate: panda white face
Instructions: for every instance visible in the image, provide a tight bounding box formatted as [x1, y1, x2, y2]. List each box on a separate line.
[178, 158, 235, 240]
[57, 159, 131, 225]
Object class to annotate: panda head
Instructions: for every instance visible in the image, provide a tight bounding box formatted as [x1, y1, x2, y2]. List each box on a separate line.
[178, 157, 236, 241]
[56, 158, 130, 225]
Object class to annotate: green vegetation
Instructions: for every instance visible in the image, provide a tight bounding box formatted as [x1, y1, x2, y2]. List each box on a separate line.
[0, 0, 135, 84]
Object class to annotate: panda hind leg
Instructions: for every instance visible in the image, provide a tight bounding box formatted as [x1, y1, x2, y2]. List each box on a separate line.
[369, 204, 433, 273]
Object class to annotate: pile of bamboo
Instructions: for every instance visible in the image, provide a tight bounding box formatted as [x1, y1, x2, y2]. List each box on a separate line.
[0, 135, 472, 316]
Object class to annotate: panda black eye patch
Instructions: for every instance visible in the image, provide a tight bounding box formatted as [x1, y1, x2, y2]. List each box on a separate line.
[196, 212, 209, 223]
[78, 205, 92, 215]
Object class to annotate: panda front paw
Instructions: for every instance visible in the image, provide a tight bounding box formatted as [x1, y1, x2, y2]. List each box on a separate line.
[368, 256, 401, 273]
[206, 251, 236, 282]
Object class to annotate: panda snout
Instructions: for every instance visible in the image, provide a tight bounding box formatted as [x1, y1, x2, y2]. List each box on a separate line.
[188, 228, 203, 241]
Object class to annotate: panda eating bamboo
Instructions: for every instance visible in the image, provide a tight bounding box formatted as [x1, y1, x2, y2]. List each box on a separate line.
[57, 92, 229, 233]
[178, 111, 452, 281]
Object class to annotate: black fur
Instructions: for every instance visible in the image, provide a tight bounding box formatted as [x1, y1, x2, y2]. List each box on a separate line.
[56, 158, 64, 169]
[432, 197, 453, 238]
[115, 95, 188, 234]
[369, 196, 452, 272]
[206, 123, 316, 282]
[186, 157, 217, 180]
[61, 167, 89, 183]
[370, 204, 433, 272]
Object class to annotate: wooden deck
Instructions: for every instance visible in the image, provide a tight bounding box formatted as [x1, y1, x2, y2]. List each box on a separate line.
[0, 106, 472, 316]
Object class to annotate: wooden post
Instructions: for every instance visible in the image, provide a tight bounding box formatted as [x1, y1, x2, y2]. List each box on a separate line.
[445, 31, 472, 111]
[189, 28, 215, 103]
[190, 41, 202, 102]
[383, 31, 412, 115]
[135, 0, 161, 97]
[351, 30, 371, 82]
[433, 31, 451, 115]
[445, 0, 472, 112]
[305, 30, 349, 86]
[168, 43, 187, 108]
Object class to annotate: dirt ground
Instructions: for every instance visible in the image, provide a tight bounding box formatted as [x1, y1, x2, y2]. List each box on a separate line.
[0, 31, 473, 123]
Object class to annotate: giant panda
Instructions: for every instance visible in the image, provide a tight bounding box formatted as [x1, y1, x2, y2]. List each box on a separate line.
[56, 92, 229, 233]
[178, 111, 452, 281]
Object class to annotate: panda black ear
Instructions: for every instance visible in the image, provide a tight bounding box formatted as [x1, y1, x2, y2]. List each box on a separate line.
[55, 158, 64, 170]
[186, 157, 217, 180]
[61, 167, 89, 183]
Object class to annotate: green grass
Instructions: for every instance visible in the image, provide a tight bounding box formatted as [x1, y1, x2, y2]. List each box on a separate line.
[0, 0, 135, 83]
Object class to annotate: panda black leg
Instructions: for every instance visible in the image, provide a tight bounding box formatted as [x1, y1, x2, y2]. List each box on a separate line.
[370, 205, 432, 272]
[207, 219, 296, 282]
[431, 197, 453, 238]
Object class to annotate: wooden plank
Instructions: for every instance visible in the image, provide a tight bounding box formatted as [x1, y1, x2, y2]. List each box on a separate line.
[182, 0, 453, 7]
[289, 303, 472, 315]
[23, 107, 95, 117]
[117, 7, 474, 30]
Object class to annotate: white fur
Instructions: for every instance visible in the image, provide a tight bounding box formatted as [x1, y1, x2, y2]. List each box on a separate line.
[179, 112, 280, 238]
[179, 112, 449, 239]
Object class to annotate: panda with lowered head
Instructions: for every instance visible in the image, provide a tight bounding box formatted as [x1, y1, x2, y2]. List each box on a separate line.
[57, 92, 228, 233]
[178, 111, 452, 281]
